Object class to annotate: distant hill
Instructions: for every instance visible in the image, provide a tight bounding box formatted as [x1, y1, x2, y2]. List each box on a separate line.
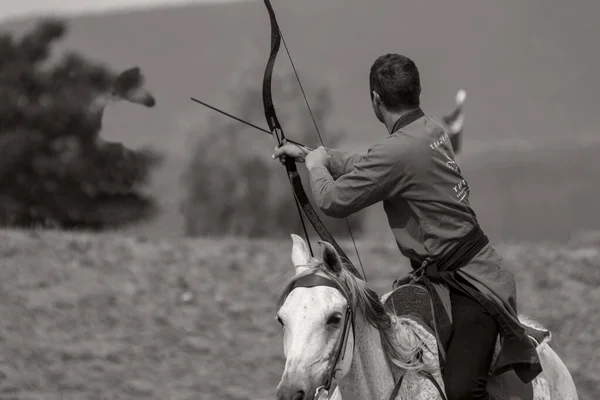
[1, 0, 599, 241]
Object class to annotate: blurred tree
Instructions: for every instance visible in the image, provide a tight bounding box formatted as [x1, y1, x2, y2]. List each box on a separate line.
[181, 63, 365, 239]
[0, 19, 162, 230]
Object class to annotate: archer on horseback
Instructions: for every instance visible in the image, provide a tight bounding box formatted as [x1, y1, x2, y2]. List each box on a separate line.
[273, 53, 542, 400]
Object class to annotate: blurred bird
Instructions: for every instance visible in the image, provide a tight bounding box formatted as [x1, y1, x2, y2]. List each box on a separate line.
[91, 66, 156, 147]
[109, 67, 156, 108]
[89, 67, 154, 124]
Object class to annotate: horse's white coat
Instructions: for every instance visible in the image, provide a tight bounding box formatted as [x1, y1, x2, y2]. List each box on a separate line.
[534, 340, 578, 400]
[277, 234, 579, 400]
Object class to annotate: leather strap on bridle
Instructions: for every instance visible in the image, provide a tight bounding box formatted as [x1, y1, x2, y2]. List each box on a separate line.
[320, 305, 353, 393]
[289, 274, 355, 394]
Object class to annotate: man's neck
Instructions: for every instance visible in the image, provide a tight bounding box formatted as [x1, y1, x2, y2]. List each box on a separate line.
[384, 107, 422, 134]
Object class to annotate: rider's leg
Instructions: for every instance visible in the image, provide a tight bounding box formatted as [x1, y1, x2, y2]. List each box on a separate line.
[442, 288, 499, 400]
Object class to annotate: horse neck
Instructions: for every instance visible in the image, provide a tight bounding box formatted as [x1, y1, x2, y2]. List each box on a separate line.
[338, 314, 396, 400]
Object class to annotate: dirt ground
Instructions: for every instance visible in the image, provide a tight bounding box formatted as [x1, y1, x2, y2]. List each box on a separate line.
[0, 229, 597, 399]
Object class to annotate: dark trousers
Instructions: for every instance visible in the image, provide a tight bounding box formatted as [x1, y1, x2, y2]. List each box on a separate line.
[442, 288, 499, 400]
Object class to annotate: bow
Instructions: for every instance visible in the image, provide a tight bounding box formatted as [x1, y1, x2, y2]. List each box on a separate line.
[261, 0, 365, 280]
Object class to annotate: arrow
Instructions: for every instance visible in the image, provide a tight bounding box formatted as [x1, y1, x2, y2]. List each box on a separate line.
[190, 97, 312, 151]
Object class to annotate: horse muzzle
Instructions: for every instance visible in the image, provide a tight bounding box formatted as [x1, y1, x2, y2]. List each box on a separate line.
[276, 382, 307, 400]
[277, 374, 325, 400]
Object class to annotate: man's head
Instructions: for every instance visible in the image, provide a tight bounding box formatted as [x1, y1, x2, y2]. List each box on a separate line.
[369, 53, 421, 123]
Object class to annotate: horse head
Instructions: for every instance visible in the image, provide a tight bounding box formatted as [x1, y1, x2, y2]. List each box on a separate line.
[275, 234, 356, 400]
[275, 235, 430, 400]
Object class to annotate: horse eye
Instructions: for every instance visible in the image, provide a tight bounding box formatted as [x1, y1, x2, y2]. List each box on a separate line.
[276, 315, 284, 326]
[326, 314, 342, 325]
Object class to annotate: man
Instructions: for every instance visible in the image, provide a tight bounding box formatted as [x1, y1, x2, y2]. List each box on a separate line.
[273, 53, 541, 400]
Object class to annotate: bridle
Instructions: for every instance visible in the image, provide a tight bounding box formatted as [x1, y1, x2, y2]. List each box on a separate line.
[286, 273, 355, 398]
[283, 273, 408, 400]
[316, 305, 353, 398]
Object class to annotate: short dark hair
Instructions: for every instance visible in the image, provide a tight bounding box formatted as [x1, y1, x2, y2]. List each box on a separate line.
[369, 53, 421, 111]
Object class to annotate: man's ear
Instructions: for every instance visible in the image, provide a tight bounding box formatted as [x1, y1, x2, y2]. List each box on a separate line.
[371, 90, 381, 104]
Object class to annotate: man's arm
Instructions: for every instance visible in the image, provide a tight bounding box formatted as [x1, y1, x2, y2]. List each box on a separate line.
[272, 141, 364, 179]
[309, 141, 410, 218]
[325, 148, 365, 180]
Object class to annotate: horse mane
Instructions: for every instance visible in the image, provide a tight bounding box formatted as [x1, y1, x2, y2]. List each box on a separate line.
[276, 258, 436, 375]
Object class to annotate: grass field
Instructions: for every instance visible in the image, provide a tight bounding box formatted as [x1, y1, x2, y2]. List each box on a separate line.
[0, 228, 598, 399]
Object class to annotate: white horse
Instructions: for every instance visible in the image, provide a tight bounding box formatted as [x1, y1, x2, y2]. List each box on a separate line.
[275, 234, 578, 400]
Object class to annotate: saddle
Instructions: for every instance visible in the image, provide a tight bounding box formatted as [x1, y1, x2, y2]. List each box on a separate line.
[383, 279, 551, 400]
[384, 280, 437, 335]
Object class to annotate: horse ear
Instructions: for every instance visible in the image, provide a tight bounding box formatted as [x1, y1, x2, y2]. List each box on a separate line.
[318, 240, 342, 274]
[113, 67, 143, 93]
[291, 234, 311, 275]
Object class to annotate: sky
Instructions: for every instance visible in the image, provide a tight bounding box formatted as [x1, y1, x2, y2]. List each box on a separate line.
[1, 0, 239, 21]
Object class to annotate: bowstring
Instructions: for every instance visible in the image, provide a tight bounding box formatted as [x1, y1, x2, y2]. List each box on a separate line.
[278, 29, 367, 282]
